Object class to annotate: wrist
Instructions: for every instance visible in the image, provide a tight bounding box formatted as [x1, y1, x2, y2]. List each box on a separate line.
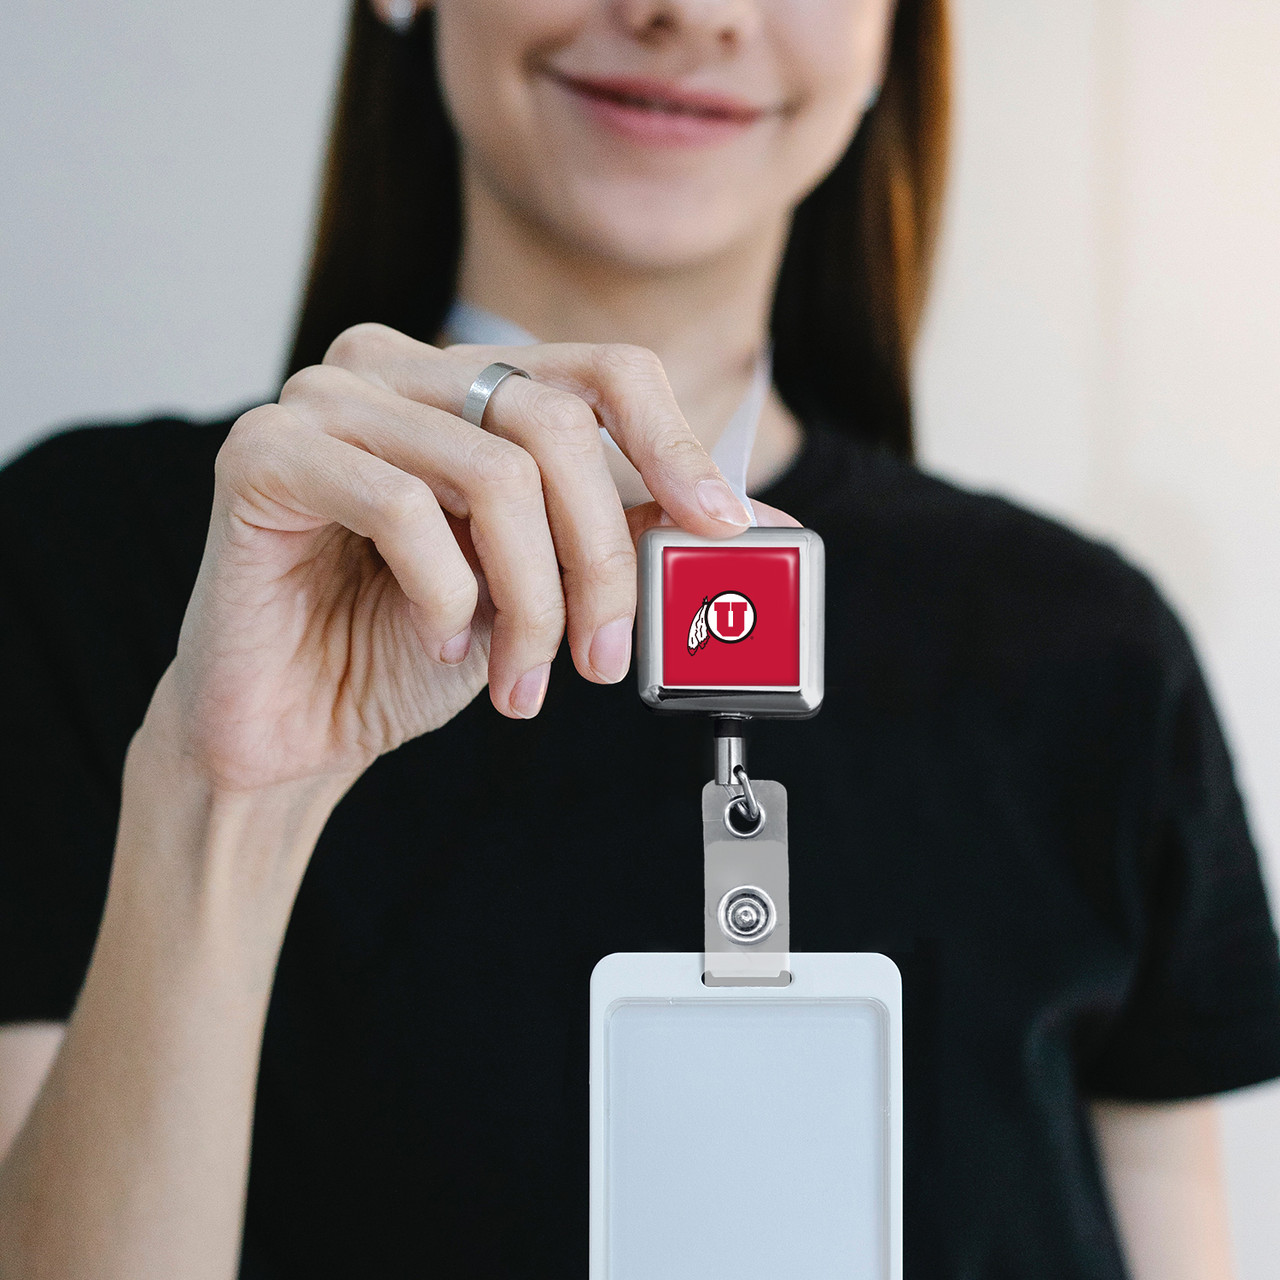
[116, 681, 355, 967]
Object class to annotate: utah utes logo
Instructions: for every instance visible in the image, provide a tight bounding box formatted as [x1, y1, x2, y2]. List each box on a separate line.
[687, 591, 757, 654]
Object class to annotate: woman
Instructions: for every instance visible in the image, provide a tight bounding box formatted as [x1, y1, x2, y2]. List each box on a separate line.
[0, 0, 1277, 1276]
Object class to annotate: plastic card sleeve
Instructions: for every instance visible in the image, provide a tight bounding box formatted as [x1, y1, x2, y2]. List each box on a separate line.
[589, 951, 902, 1280]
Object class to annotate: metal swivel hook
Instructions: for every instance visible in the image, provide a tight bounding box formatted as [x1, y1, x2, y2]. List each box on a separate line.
[732, 764, 760, 824]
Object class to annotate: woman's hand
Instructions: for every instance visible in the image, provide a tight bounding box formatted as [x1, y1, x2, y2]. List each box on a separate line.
[154, 323, 774, 795]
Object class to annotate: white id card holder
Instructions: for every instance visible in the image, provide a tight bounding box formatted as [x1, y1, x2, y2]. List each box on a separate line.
[590, 528, 902, 1277]
[590, 951, 902, 1280]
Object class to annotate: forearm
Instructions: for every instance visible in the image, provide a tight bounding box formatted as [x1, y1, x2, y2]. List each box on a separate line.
[0, 701, 350, 1280]
[1091, 1097, 1236, 1280]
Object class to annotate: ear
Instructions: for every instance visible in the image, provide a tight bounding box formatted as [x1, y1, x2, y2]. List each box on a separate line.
[372, 0, 428, 34]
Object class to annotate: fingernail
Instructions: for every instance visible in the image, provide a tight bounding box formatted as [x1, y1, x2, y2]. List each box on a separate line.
[440, 626, 472, 665]
[589, 617, 633, 683]
[696, 479, 751, 528]
[510, 663, 551, 718]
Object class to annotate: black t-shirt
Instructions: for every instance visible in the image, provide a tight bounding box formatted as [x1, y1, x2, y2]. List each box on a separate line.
[2, 412, 1279, 1279]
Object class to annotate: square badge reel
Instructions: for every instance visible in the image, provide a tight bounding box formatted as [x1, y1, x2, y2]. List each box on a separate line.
[589, 527, 904, 1280]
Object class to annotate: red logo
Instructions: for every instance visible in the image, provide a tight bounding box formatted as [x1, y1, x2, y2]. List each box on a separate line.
[662, 546, 800, 689]
[687, 591, 757, 653]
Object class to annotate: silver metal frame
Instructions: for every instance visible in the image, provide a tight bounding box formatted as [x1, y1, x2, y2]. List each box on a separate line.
[636, 526, 825, 717]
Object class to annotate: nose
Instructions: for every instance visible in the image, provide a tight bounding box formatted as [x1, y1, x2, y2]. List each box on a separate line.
[614, 0, 762, 55]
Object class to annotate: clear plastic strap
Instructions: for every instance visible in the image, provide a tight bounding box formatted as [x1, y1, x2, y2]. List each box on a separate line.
[702, 777, 790, 986]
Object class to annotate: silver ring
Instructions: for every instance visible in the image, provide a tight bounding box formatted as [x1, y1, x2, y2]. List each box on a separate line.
[724, 798, 766, 839]
[461, 361, 531, 428]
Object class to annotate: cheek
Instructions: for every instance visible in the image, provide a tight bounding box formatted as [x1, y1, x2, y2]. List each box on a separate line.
[772, 0, 893, 176]
[434, 0, 584, 149]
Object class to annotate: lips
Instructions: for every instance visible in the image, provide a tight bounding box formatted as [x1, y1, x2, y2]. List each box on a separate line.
[550, 71, 771, 146]
[558, 73, 765, 121]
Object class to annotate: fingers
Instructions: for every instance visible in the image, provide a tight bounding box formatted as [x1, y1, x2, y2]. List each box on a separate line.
[625, 497, 802, 543]
[743, 499, 803, 529]
[466, 377, 637, 685]
[301, 324, 779, 709]
[323, 331, 641, 685]
[216, 405, 478, 664]
[519, 342, 756, 535]
[324, 324, 754, 536]
[276, 368, 565, 717]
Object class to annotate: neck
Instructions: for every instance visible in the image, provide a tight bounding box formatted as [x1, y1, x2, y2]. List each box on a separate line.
[451, 166, 802, 495]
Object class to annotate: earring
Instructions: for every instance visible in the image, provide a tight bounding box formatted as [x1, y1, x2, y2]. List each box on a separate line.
[384, 0, 417, 34]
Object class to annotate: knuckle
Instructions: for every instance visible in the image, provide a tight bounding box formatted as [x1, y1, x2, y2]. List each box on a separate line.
[368, 473, 434, 531]
[593, 342, 665, 387]
[580, 541, 637, 592]
[322, 321, 397, 368]
[279, 363, 344, 409]
[428, 573, 479, 625]
[469, 437, 542, 495]
[520, 591, 567, 643]
[215, 405, 285, 484]
[531, 389, 598, 447]
[651, 429, 709, 470]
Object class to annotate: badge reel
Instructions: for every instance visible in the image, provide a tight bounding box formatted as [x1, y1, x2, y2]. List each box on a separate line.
[590, 527, 903, 1280]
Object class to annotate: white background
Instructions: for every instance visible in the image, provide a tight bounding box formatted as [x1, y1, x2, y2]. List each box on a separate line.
[2, 0, 1277, 1271]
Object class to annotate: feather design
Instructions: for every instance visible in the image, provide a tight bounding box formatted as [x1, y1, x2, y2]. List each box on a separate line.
[687, 598, 710, 654]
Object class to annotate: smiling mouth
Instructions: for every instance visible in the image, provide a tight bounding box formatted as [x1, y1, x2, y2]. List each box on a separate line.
[552, 73, 767, 125]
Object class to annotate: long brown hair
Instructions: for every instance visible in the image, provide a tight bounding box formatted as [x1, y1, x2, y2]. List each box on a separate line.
[287, 1, 950, 459]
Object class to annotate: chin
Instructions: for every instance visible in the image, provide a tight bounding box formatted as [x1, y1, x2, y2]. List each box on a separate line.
[571, 217, 735, 271]
[543, 181, 768, 272]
